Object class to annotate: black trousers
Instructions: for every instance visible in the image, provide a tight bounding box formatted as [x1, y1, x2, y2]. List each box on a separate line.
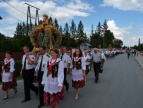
[38, 71, 44, 105]
[93, 62, 101, 80]
[22, 69, 38, 100]
[64, 68, 69, 87]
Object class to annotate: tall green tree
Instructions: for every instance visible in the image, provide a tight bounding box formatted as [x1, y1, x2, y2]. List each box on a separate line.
[54, 18, 59, 30]
[70, 20, 76, 38]
[103, 30, 115, 47]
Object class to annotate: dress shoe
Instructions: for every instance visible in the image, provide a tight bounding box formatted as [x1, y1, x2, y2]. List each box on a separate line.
[36, 91, 39, 96]
[21, 99, 30, 103]
[95, 79, 98, 83]
[14, 89, 17, 93]
[74, 95, 78, 100]
[38, 104, 44, 108]
[3, 96, 8, 100]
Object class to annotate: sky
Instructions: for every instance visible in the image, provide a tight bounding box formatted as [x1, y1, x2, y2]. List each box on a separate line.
[0, 0, 143, 46]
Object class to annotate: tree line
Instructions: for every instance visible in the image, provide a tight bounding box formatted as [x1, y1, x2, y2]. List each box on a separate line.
[0, 18, 123, 52]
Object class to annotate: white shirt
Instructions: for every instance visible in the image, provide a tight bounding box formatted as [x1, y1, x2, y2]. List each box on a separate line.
[60, 53, 71, 68]
[35, 53, 50, 72]
[83, 54, 91, 65]
[101, 52, 106, 60]
[42, 58, 64, 87]
[22, 54, 35, 70]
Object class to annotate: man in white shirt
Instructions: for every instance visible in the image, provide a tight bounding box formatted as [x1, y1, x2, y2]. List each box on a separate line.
[34, 46, 50, 108]
[83, 49, 91, 80]
[99, 50, 106, 73]
[20, 45, 38, 103]
[92, 48, 102, 83]
[60, 47, 71, 91]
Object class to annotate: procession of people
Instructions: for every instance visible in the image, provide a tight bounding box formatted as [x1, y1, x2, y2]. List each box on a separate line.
[1, 45, 126, 108]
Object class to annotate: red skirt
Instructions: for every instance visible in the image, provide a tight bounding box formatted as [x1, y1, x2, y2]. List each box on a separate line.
[44, 88, 64, 106]
[72, 80, 85, 89]
[2, 79, 17, 91]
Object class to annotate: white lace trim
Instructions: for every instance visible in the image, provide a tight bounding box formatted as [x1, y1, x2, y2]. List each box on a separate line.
[71, 68, 84, 81]
[2, 72, 13, 82]
[43, 74, 62, 94]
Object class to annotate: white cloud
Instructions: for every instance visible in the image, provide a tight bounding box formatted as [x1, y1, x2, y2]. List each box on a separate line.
[102, 0, 143, 11]
[0, 0, 94, 36]
[107, 20, 131, 41]
[124, 36, 143, 46]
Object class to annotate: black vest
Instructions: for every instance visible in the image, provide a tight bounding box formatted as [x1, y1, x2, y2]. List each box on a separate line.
[3, 62, 11, 72]
[73, 58, 82, 69]
[47, 60, 60, 78]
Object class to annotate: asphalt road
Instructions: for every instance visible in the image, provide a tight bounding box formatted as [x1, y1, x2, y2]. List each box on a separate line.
[1, 54, 143, 108]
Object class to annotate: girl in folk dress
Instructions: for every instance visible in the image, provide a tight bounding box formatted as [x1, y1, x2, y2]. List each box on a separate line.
[42, 48, 64, 108]
[1, 51, 17, 100]
[70, 48, 86, 100]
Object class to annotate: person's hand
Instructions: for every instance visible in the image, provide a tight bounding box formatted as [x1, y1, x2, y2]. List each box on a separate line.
[83, 73, 86, 81]
[58, 86, 63, 90]
[20, 70, 22, 76]
[26, 53, 29, 57]
[67, 69, 70, 74]
[83, 73, 86, 77]
[9, 72, 13, 79]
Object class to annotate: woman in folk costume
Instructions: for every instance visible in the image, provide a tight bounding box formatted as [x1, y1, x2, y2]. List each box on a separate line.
[1, 51, 17, 100]
[70, 48, 86, 100]
[42, 48, 64, 108]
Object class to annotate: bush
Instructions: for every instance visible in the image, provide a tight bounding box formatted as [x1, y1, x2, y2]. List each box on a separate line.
[0, 60, 22, 82]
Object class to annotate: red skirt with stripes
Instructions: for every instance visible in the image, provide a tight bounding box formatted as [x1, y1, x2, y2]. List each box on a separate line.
[2, 79, 17, 91]
[72, 80, 85, 89]
[44, 88, 64, 106]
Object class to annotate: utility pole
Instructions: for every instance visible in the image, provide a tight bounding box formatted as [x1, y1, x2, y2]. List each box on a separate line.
[25, 3, 40, 36]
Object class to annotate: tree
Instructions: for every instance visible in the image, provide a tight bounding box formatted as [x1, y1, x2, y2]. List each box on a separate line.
[113, 39, 123, 48]
[54, 18, 59, 30]
[104, 30, 115, 48]
[70, 20, 76, 38]
[91, 24, 94, 36]
[59, 26, 63, 34]
[76, 20, 86, 45]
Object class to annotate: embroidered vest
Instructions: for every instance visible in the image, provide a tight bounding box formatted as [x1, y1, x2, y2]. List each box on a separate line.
[3, 62, 11, 72]
[73, 58, 82, 69]
[47, 61, 60, 78]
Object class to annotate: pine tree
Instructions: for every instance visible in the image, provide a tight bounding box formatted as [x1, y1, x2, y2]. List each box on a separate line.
[54, 18, 59, 30]
[64, 23, 69, 36]
[91, 24, 94, 36]
[70, 20, 76, 38]
[103, 20, 108, 31]
[59, 26, 63, 34]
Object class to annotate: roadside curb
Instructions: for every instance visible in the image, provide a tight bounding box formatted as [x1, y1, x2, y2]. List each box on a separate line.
[134, 56, 143, 70]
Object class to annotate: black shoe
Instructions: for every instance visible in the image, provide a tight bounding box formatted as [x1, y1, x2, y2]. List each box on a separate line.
[38, 104, 44, 108]
[14, 89, 17, 93]
[95, 79, 98, 83]
[36, 91, 39, 96]
[66, 83, 69, 91]
[100, 69, 103, 73]
[35, 87, 39, 96]
[21, 99, 31, 103]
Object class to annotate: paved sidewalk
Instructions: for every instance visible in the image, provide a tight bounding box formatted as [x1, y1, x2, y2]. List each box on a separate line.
[134, 55, 143, 69]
